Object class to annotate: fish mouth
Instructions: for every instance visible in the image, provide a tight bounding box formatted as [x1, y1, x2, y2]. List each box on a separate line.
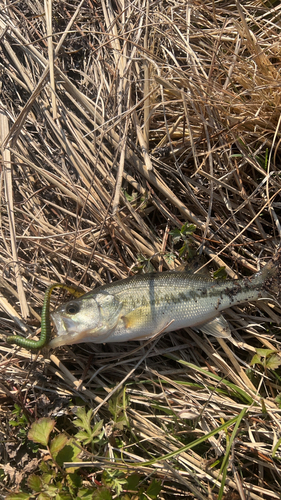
[49, 312, 105, 348]
[48, 312, 86, 348]
[51, 312, 76, 334]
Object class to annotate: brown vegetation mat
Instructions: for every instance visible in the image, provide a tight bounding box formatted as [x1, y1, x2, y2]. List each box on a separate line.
[0, 1, 281, 498]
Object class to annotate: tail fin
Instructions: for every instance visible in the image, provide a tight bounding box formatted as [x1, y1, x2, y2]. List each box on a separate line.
[261, 247, 281, 298]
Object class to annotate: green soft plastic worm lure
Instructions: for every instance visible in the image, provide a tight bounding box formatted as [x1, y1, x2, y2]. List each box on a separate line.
[7, 284, 83, 350]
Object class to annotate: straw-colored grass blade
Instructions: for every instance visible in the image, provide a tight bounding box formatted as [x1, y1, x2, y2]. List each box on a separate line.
[0, 111, 29, 318]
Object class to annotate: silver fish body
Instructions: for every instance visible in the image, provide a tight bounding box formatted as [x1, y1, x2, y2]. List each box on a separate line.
[49, 254, 280, 348]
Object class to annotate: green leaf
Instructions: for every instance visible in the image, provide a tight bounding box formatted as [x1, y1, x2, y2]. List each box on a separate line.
[92, 488, 112, 500]
[6, 494, 31, 500]
[179, 241, 188, 258]
[266, 354, 281, 370]
[38, 494, 52, 500]
[75, 419, 104, 445]
[77, 488, 96, 500]
[217, 407, 247, 500]
[50, 434, 69, 458]
[28, 418, 56, 447]
[275, 393, 281, 407]
[146, 479, 162, 499]
[39, 462, 50, 473]
[125, 473, 141, 490]
[74, 408, 94, 434]
[170, 228, 181, 243]
[44, 483, 58, 496]
[27, 474, 42, 492]
[55, 494, 72, 500]
[75, 430, 91, 443]
[91, 420, 104, 439]
[114, 415, 128, 431]
[42, 473, 53, 485]
[66, 471, 82, 492]
[56, 438, 81, 467]
[9, 420, 20, 427]
[12, 403, 21, 416]
[272, 436, 281, 458]
[180, 223, 196, 236]
[213, 266, 227, 280]
[255, 348, 276, 357]
[250, 354, 261, 366]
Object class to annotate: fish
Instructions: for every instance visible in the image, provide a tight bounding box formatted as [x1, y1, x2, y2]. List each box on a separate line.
[48, 251, 281, 348]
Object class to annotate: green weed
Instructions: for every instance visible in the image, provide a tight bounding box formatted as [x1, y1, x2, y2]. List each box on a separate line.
[5, 408, 161, 500]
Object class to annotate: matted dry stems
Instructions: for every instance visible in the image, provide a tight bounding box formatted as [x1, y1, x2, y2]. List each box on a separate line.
[0, 1, 281, 499]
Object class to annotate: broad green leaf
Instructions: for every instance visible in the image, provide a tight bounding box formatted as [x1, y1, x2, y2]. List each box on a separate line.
[6, 494, 31, 500]
[266, 354, 281, 370]
[125, 473, 141, 490]
[77, 488, 95, 500]
[56, 438, 81, 467]
[146, 479, 162, 499]
[42, 473, 53, 485]
[66, 471, 82, 491]
[44, 483, 58, 496]
[55, 494, 72, 500]
[28, 418, 56, 447]
[255, 348, 276, 357]
[92, 487, 112, 500]
[50, 434, 69, 458]
[39, 462, 50, 473]
[69, 472, 82, 488]
[250, 354, 261, 366]
[27, 474, 42, 492]
[38, 494, 52, 500]
[9, 420, 20, 427]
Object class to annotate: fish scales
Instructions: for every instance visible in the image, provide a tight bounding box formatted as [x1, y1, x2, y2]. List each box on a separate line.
[49, 252, 281, 348]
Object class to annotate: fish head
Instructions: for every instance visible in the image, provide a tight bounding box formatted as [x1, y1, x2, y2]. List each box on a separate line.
[49, 291, 122, 348]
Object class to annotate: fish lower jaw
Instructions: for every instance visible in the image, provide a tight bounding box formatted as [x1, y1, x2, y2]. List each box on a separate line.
[48, 329, 90, 348]
[48, 325, 117, 348]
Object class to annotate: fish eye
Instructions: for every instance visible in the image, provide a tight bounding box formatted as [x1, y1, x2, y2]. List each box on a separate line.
[66, 302, 80, 315]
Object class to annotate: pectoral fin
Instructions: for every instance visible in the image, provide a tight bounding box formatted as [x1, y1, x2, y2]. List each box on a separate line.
[121, 306, 148, 329]
[121, 307, 169, 340]
[199, 315, 232, 338]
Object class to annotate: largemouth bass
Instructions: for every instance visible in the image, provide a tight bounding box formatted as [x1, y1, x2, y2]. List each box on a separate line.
[49, 251, 281, 348]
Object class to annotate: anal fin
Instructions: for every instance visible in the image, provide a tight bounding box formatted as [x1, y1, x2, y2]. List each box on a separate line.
[199, 315, 232, 339]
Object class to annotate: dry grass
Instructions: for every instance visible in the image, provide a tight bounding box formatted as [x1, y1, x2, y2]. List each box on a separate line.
[0, 0, 281, 498]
